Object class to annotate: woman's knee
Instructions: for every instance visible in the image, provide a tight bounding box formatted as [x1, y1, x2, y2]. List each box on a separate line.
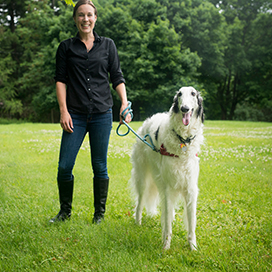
[57, 164, 74, 181]
[92, 160, 108, 179]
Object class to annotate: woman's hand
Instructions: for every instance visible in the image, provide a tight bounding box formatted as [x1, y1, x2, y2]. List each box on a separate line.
[56, 82, 73, 133]
[60, 111, 74, 133]
[119, 103, 132, 124]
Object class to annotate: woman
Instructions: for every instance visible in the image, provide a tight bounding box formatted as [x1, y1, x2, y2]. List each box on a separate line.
[50, 0, 131, 224]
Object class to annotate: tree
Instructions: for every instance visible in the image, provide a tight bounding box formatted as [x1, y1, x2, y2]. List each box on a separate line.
[0, 0, 75, 121]
[0, 0, 28, 117]
[207, 0, 272, 120]
[15, 0, 76, 121]
[159, 0, 272, 120]
[0, 29, 21, 117]
[1, 0, 271, 121]
[0, 0, 27, 32]
[240, 9, 272, 121]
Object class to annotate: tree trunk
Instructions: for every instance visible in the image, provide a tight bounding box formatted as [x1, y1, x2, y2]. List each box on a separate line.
[218, 76, 228, 120]
[8, 4, 15, 33]
[229, 74, 239, 120]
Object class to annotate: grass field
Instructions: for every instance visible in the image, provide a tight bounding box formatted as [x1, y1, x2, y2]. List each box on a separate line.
[0, 121, 271, 271]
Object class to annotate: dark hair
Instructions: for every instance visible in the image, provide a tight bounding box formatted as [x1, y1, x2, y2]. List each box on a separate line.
[73, 0, 97, 17]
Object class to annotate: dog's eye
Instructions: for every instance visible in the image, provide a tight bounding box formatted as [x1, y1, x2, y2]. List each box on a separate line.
[178, 92, 182, 97]
[191, 92, 196, 96]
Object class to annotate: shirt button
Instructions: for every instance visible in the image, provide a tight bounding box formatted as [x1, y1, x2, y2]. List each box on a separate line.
[87, 78, 90, 81]
[90, 99, 93, 102]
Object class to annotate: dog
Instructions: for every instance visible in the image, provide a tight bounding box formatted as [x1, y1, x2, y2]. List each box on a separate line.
[130, 86, 204, 250]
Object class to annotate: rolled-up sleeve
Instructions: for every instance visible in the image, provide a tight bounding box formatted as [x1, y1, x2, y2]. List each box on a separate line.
[55, 41, 68, 84]
[108, 39, 125, 89]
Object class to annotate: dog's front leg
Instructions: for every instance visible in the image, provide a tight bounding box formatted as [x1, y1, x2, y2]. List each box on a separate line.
[185, 187, 198, 250]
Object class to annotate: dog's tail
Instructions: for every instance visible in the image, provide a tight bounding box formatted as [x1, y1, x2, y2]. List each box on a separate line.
[130, 171, 159, 217]
[144, 179, 159, 216]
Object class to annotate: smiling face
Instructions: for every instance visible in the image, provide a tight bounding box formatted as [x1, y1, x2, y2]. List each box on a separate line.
[73, 4, 97, 36]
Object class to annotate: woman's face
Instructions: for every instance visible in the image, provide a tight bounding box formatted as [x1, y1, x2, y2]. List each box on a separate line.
[74, 4, 97, 36]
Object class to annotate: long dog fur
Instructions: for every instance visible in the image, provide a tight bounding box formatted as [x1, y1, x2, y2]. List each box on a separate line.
[130, 86, 204, 250]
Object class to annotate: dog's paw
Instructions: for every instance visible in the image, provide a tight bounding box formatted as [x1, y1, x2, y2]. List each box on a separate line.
[163, 242, 171, 250]
[135, 217, 142, 225]
[163, 235, 171, 250]
[188, 233, 197, 250]
[189, 242, 197, 251]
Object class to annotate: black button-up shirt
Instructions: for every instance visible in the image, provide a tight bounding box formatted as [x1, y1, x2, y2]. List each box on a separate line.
[55, 31, 125, 114]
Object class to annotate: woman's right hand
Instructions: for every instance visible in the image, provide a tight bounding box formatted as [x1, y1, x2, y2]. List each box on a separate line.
[60, 111, 74, 133]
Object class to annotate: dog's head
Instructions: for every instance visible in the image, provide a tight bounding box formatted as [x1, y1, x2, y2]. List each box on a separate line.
[171, 86, 204, 126]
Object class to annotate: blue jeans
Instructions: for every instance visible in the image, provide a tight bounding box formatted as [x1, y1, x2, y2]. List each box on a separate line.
[57, 109, 112, 181]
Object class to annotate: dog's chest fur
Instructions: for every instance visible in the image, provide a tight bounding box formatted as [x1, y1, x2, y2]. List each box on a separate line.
[137, 111, 203, 191]
[144, 112, 203, 157]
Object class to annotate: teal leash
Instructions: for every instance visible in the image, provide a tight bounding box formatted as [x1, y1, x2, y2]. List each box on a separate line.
[116, 101, 158, 152]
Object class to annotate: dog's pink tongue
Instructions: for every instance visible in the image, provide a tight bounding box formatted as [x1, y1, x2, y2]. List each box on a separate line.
[182, 113, 190, 126]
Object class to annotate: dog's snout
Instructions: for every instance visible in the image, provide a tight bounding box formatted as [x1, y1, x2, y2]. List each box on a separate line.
[181, 105, 190, 113]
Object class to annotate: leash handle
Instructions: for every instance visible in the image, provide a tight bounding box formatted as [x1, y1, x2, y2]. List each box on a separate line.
[121, 101, 133, 121]
[116, 101, 133, 137]
[116, 119, 130, 137]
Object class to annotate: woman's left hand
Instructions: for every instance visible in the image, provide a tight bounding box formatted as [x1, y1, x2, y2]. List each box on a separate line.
[119, 103, 132, 124]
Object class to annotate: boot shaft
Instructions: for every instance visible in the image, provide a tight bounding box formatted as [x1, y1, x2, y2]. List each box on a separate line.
[58, 177, 74, 214]
[93, 177, 109, 216]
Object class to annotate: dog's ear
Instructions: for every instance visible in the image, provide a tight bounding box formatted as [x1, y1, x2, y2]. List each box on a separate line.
[172, 91, 181, 114]
[197, 92, 204, 123]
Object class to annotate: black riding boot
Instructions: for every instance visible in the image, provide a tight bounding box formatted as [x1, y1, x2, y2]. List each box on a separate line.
[49, 177, 74, 223]
[92, 177, 109, 224]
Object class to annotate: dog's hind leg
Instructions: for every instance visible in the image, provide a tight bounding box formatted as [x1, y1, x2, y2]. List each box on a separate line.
[183, 187, 198, 250]
[133, 170, 146, 225]
[135, 193, 144, 225]
[161, 191, 175, 250]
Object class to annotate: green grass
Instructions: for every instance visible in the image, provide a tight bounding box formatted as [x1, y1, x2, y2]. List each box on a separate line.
[0, 121, 271, 271]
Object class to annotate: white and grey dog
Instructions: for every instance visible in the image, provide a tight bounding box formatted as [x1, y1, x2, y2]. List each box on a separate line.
[130, 86, 204, 250]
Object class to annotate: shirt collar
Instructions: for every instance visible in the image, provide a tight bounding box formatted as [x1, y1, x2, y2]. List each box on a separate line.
[93, 31, 101, 43]
[75, 31, 101, 43]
